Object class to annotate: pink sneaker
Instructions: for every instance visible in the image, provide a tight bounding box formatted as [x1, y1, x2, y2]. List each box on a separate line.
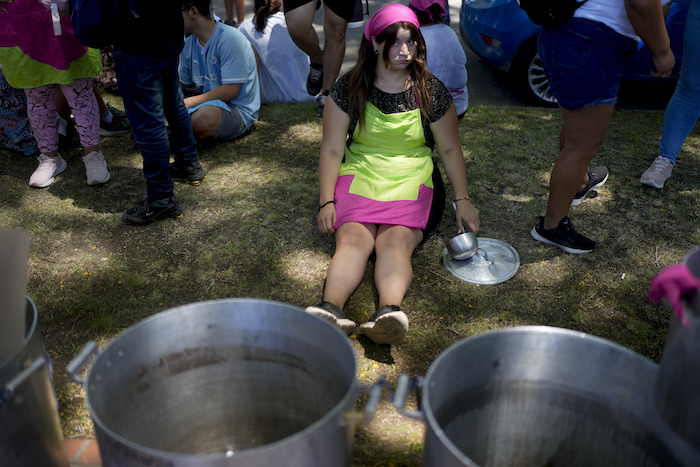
[640, 156, 673, 189]
[82, 151, 110, 185]
[29, 154, 67, 188]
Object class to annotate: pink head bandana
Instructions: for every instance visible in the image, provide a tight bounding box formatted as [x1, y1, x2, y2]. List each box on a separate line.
[410, 0, 447, 22]
[364, 4, 420, 41]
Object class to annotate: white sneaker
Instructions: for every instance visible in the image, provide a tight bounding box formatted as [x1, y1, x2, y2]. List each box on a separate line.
[82, 151, 110, 185]
[640, 156, 673, 189]
[29, 154, 67, 188]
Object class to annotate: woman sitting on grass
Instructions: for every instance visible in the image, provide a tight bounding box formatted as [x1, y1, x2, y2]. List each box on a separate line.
[307, 3, 480, 345]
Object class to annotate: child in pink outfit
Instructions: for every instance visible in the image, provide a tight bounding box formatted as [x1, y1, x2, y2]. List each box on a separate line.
[0, 0, 110, 187]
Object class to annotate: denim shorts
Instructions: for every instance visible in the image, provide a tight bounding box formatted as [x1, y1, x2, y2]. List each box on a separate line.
[538, 18, 638, 110]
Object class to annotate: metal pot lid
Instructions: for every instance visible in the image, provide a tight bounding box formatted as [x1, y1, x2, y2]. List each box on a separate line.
[442, 237, 520, 285]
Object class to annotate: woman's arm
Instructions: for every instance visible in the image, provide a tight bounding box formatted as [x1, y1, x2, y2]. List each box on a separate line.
[317, 97, 350, 234]
[626, 0, 675, 78]
[430, 103, 480, 233]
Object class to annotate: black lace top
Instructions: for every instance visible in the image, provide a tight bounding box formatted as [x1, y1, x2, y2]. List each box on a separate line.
[329, 72, 453, 149]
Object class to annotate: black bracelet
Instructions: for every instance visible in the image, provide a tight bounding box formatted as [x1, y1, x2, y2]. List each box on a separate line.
[455, 197, 470, 203]
[320, 200, 335, 209]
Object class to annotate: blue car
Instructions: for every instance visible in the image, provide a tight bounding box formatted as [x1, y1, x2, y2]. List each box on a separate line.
[459, 0, 689, 107]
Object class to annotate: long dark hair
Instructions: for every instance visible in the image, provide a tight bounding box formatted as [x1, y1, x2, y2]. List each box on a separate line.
[254, 0, 281, 33]
[348, 22, 433, 133]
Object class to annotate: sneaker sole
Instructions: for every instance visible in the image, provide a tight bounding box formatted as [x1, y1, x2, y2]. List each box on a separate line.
[530, 227, 593, 254]
[571, 172, 609, 207]
[305, 306, 356, 335]
[359, 311, 409, 345]
[640, 176, 665, 189]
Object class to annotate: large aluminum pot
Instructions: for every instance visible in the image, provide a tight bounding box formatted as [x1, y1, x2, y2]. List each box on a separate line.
[67, 299, 370, 467]
[0, 297, 69, 467]
[394, 326, 699, 467]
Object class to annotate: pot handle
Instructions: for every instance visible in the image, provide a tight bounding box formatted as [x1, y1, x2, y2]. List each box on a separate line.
[359, 376, 390, 424]
[66, 341, 99, 385]
[0, 356, 46, 406]
[343, 377, 390, 447]
[392, 374, 425, 422]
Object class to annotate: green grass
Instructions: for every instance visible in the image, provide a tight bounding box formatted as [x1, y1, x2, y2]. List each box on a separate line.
[1, 99, 699, 465]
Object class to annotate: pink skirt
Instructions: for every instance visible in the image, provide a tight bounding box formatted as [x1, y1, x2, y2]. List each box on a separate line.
[332, 174, 434, 230]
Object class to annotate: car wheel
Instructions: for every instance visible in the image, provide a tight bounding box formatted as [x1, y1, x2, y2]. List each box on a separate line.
[512, 38, 558, 108]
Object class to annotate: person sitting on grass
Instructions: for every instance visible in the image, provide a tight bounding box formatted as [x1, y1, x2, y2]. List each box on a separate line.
[179, 0, 260, 142]
[239, 0, 315, 104]
[408, 0, 468, 118]
[307, 4, 480, 346]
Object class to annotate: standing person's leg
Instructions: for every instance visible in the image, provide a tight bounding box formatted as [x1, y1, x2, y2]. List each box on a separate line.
[284, 0, 324, 95]
[25, 84, 67, 188]
[359, 225, 422, 345]
[642, 2, 700, 188]
[530, 104, 613, 254]
[25, 85, 60, 157]
[284, 1, 323, 62]
[114, 50, 183, 224]
[533, 18, 635, 253]
[546, 105, 614, 228]
[319, 4, 347, 94]
[60, 78, 100, 155]
[61, 78, 110, 185]
[306, 222, 377, 333]
[224, 0, 235, 24]
[235, 0, 245, 24]
[160, 53, 205, 186]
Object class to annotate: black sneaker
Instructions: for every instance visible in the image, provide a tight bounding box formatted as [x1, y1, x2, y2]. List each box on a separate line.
[359, 305, 409, 345]
[530, 216, 594, 254]
[122, 196, 184, 226]
[100, 104, 131, 136]
[305, 301, 357, 335]
[170, 160, 206, 186]
[571, 166, 608, 207]
[307, 62, 323, 96]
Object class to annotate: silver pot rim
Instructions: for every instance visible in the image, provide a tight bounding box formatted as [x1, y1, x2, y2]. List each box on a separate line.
[420, 325, 659, 465]
[82, 298, 360, 461]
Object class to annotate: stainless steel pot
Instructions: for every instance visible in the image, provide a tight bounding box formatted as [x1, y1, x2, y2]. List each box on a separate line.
[67, 299, 378, 467]
[394, 326, 699, 467]
[0, 297, 69, 467]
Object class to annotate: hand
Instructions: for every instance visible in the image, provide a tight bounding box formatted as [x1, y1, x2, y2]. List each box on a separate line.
[183, 96, 196, 109]
[651, 48, 675, 79]
[455, 199, 480, 234]
[649, 263, 700, 327]
[0, 0, 12, 13]
[317, 204, 337, 234]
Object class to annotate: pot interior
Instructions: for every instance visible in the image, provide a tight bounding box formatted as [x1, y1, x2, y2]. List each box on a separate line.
[86, 300, 356, 456]
[433, 380, 679, 467]
[424, 326, 683, 467]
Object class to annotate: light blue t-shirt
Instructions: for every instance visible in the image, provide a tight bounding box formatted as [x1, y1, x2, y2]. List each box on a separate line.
[179, 22, 260, 129]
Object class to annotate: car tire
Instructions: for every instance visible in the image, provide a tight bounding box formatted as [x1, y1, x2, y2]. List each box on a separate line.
[511, 37, 558, 108]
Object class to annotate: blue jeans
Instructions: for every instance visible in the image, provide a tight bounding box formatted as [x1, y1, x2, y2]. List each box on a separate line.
[659, 0, 700, 164]
[113, 47, 199, 201]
